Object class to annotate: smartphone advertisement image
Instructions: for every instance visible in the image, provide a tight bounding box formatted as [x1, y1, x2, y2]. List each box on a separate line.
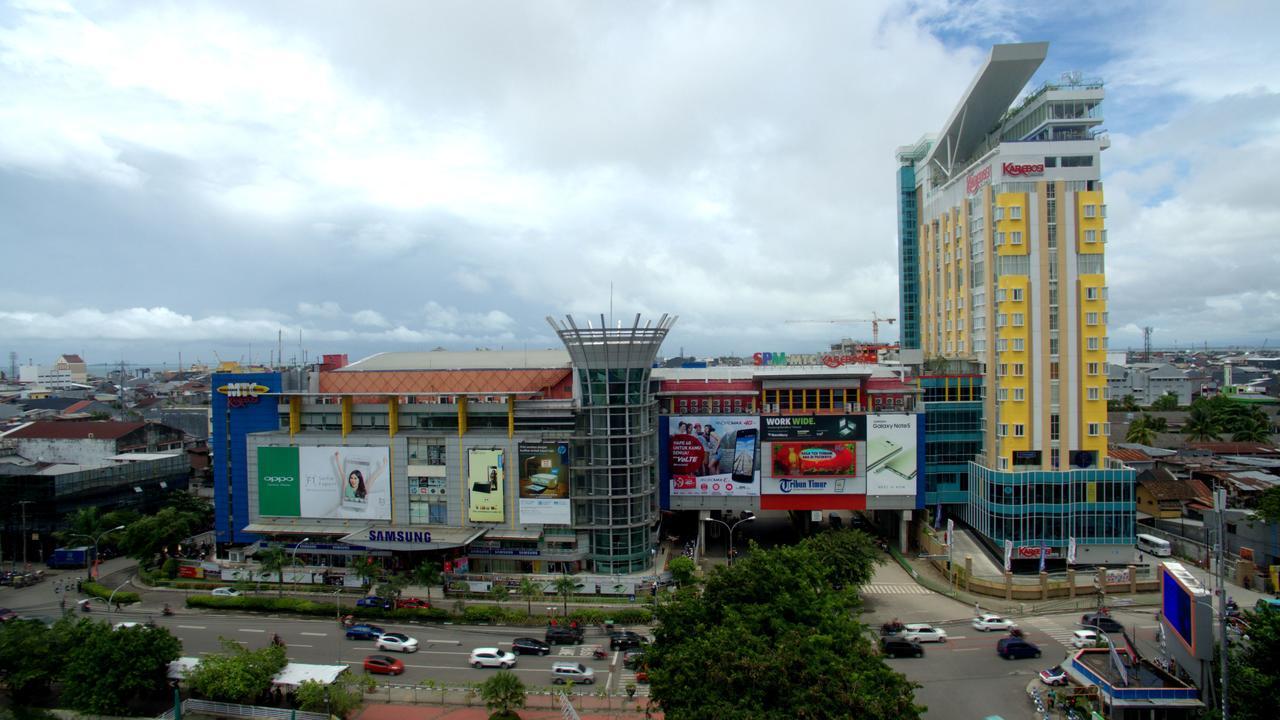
[866, 414, 921, 496]
[667, 415, 760, 496]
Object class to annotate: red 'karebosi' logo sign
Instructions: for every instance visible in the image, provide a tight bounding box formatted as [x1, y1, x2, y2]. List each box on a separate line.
[966, 165, 992, 194]
[1003, 161, 1045, 177]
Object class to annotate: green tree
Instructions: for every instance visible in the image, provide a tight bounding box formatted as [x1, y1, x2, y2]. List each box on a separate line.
[667, 556, 697, 587]
[187, 639, 288, 704]
[1211, 605, 1280, 720]
[119, 507, 199, 565]
[1253, 486, 1280, 524]
[0, 619, 62, 699]
[1125, 415, 1157, 446]
[376, 572, 410, 603]
[295, 675, 366, 719]
[1151, 393, 1180, 411]
[256, 546, 289, 597]
[647, 530, 918, 719]
[409, 560, 443, 604]
[59, 619, 182, 715]
[551, 575, 578, 617]
[488, 583, 509, 606]
[1183, 403, 1221, 442]
[517, 577, 542, 617]
[1122, 395, 1139, 411]
[478, 670, 526, 719]
[350, 554, 382, 589]
[164, 493, 214, 528]
[1232, 417, 1272, 443]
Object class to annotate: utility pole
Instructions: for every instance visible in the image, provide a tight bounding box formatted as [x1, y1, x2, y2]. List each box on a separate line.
[1215, 487, 1230, 719]
[18, 500, 33, 570]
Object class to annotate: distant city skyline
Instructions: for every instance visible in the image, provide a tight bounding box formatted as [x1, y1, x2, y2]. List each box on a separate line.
[2, 1, 1278, 362]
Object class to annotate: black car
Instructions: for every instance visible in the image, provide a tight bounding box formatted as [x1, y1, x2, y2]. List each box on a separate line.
[997, 637, 1042, 660]
[881, 637, 924, 658]
[609, 630, 646, 650]
[545, 626, 584, 645]
[511, 637, 551, 656]
[1081, 613, 1124, 633]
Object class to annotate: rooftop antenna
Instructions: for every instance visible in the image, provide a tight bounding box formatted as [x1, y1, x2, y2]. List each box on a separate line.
[1143, 326, 1153, 362]
[609, 281, 614, 330]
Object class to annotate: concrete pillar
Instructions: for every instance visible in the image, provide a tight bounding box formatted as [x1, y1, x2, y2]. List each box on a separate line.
[1067, 569, 1077, 598]
[1127, 564, 1137, 594]
[1004, 572, 1013, 600]
[898, 510, 911, 554]
[697, 511, 708, 561]
[1040, 571, 1049, 600]
[965, 555, 973, 593]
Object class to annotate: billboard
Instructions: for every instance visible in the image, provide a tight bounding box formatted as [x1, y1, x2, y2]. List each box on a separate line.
[518, 441, 570, 525]
[762, 415, 866, 441]
[257, 446, 391, 520]
[467, 449, 506, 523]
[865, 414, 920, 496]
[668, 416, 760, 497]
[771, 442, 857, 477]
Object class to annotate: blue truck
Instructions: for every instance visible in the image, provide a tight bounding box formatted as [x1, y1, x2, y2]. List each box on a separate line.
[47, 546, 94, 569]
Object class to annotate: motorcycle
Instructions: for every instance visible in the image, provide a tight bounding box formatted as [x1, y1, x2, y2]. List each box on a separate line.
[880, 619, 905, 635]
[162, 604, 175, 617]
[340, 614, 355, 628]
[592, 647, 608, 660]
[79, 600, 92, 613]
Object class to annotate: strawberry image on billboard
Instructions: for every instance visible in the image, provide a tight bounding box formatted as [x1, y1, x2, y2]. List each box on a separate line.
[771, 442, 857, 477]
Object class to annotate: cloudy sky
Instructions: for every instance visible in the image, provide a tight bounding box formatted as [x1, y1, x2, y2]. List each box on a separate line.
[1, 0, 1277, 369]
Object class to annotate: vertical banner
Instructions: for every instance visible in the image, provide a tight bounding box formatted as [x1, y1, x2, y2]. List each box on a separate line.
[1067, 536, 1077, 565]
[1038, 544, 1048, 573]
[946, 519, 954, 548]
[1003, 539, 1013, 572]
[518, 441, 570, 524]
[468, 448, 506, 523]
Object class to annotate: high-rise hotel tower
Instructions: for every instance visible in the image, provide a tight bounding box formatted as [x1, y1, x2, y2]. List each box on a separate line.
[897, 43, 1134, 567]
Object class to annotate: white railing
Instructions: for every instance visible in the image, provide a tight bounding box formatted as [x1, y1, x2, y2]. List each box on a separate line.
[157, 699, 328, 720]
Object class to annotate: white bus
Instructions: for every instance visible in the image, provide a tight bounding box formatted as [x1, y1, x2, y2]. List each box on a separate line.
[1136, 533, 1172, 557]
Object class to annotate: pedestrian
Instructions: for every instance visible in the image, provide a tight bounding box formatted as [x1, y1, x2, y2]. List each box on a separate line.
[1047, 689, 1056, 709]
[974, 601, 981, 616]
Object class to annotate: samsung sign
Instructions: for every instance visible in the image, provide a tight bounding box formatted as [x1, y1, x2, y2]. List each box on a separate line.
[368, 529, 432, 544]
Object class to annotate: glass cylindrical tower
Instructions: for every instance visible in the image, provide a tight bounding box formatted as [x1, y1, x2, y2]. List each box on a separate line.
[548, 313, 675, 573]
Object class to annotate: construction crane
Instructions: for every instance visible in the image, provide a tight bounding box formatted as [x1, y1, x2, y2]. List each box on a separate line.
[786, 313, 897, 343]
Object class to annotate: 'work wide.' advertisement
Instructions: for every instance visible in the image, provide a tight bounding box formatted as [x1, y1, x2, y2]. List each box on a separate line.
[668, 415, 760, 496]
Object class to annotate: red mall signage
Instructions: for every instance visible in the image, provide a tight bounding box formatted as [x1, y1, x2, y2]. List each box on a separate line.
[1015, 546, 1058, 559]
[965, 165, 992, 195]
[1002, 161, 1045, 177]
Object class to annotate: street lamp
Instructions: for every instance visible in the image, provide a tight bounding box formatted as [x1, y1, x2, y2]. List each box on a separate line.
[72, 525, 127, 582]
[703, 513, 755, 565]
[289, 538, 310, 593]
[107, 578, 132, 613]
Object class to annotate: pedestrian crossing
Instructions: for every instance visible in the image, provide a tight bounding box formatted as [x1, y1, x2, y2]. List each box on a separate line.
[617, 667, 650, 696]
[863, 583, 933, 595]
[1022, 616, 1077, 647]
[557, 645, 599, 657]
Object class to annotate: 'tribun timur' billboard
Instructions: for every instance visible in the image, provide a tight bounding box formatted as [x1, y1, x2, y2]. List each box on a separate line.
[668, 416, 760, 497]
[257, 446, 391, 519]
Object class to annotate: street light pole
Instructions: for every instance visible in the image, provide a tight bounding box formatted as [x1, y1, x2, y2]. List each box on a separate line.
[18, 500, 33, 570]
[72, 525, 127, 582]
[289, 537, 311, 593]
[702, 514, 756, 565]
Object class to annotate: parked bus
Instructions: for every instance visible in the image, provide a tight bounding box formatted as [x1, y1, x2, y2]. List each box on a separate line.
[1136, 533, 1172, 557]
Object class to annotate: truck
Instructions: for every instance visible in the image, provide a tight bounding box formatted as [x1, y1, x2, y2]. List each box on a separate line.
[48, 546, 94, 569]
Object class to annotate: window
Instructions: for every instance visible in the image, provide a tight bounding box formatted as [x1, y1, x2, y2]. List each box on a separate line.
[1010, 206, 1023, 220]
[1048, 337, 1058, 355]
[997, 314, 1007, 327]
[1013, 424, 1025, 437]
[1050, 362, 1060, 380]
[1086, 287, 1099, 300]
[1088, 362, 1100, 375]
[1088, 422, 1101, 436]
[1088, 337, 1100, 351]
[1013, 388, 1025, 401]
[1088, 387, 1101, 401]
[997, 289, 1007, 302]
[1078, 254, 1105, 274]
[1104, 422, 1111, 435]
[1010, 231, 1023, 245]
[1012, 363, 1025, 376]
[997, 339, 1008, 351]
[1050, 415, 1060, 441]
[1085, 229, 1097, 243]
[997, 388, 1008, 401]
[998, 423, 1008, 437]
[999, 363, 1008, 377]
[1012, 338, 1024, 351]
[1086, 312, 1099, 325]
[1084, 204, 1097, 218]
[995, 232, 1005, 246]
[1012, 313, 1024, 326]
[1011, 288, 1024, 301]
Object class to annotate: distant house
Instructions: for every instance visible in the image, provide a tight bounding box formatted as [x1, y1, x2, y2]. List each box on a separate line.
[55, 354, 88, 384]
[1, 420, 188, 464]
[1108, 362, 1192, 406]
[1136, 466, 1198, 520]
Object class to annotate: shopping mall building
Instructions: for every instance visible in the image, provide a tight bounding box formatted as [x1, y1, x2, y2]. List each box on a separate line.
[212, 315, 927, 580]
[896, 41, 1135, 569]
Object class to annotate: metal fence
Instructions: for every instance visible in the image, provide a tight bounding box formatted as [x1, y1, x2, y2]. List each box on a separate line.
[156, 699, 328, 720]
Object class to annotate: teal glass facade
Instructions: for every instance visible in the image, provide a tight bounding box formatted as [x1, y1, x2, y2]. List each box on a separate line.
[921, 376, 983, 506]
[965, 462, 1135, 548]
[897, 164, 920, 350]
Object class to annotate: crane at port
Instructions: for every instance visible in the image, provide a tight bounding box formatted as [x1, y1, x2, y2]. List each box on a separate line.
[785, 313, 897, 343]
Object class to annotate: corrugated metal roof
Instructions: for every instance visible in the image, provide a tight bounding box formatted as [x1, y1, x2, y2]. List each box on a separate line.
[4, 421, 145, 440]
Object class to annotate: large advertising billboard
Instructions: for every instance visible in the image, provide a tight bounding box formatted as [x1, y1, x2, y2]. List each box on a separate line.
[518, 441, 570, 525]
[771, 441, 857, 477]
[668, 416, 760, 497]
[467, 448, 506, 523]
[257, 446, 391, 519]
[762, 415, 866, 441]
[865, 414, 920, 496]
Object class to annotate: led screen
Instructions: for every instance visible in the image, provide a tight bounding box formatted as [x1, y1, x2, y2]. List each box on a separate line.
[1162, 570, 1193, 649]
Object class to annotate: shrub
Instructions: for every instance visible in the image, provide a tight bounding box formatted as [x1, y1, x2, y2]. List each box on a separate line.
[161, 558, 180, 579]
[82, 581, 141, 605]
[609, 608, 654, 625]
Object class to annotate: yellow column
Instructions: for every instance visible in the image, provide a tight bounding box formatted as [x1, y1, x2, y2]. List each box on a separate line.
[288, 396, 301, 438]
[458, 396, 469, 437]
[388, 396, 399, 438]
[341, 396, 353, 438]
[507, 394, 516, 439]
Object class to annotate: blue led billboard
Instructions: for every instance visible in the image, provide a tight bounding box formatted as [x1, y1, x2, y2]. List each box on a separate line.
[1162, 568, 1193, 649]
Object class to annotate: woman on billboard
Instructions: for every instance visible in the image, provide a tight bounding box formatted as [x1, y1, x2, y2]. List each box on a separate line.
[334, 451, 385, 512]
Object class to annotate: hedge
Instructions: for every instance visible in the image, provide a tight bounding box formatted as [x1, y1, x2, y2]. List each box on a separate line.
[82, 580, 141, 605]
[184, 595, 651, 626]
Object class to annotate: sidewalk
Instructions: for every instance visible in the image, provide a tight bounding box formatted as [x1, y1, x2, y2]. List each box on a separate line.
[358, 699, 660, 720]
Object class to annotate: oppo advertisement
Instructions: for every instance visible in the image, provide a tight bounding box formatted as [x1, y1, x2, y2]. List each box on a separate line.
[467, 448, 506, 523]
[668, 415, 760, 497]
[865, 414, 920, 496]
[518, 441, 570, 525]
[257, 446, 391, 519]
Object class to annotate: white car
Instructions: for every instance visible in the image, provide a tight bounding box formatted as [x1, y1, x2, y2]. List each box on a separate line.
[112, 622, 142, 631]
[376, 632, 419, 653]
[211, 587, 241, 597]
[469, 647, 517, 669]
[1071, 629, 1103, 648]
[902, 624, 948, 643]
[972, 614, 1016, 632]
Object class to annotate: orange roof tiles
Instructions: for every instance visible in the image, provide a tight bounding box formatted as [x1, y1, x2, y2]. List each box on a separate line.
[318, 369, 573, 398]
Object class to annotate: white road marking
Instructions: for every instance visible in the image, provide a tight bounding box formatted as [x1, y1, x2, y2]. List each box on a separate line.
[952, 647, 983, 652]
[177, 625, 206, 630]
[301, 632, 327, 637]
[863, 583, 933, 595]
[239, 628, 266, 633]
[290, 644, 313, 648]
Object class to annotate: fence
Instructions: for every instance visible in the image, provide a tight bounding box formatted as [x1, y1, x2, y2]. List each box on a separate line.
[157, 699, 328, 720]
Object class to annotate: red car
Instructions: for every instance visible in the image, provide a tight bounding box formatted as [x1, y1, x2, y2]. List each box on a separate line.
[363, 655, 404, 675]
[395, 597, 431, 610]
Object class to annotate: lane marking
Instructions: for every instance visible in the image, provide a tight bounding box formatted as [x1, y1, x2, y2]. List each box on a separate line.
[239, 628, 266, 633]
[301, 632, 327, 637]
[177, 625, 206, 630]
[291, 644, 313, 648]
[952, 647, 983, 652]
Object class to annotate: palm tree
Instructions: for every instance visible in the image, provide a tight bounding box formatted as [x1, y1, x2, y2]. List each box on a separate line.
[256, 546, 289, 597]
[517, 577, 542, 617]
[478, 670, 526, 719]
[350, 554, 382, 590]
[409, 561, 442, 605]
[1125, 416, 1156, 446]
[1183, 405, 1221, 442]
[552, 575, 578, 617]
[1232, 418, 1273, 443]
